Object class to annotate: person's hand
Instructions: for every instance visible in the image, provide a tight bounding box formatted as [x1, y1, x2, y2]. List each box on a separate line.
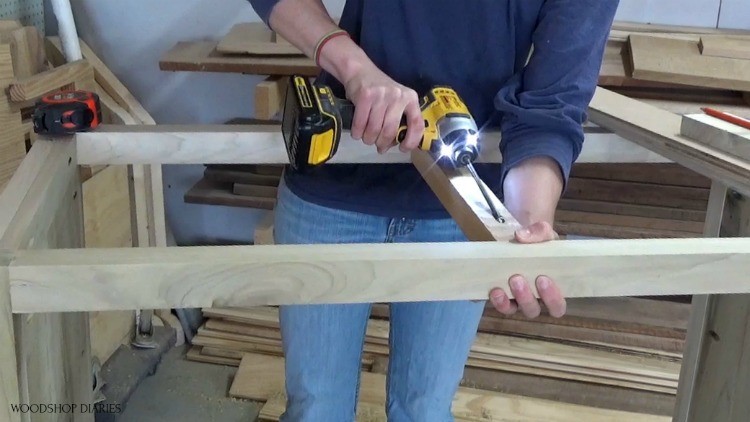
[489, 221, 567, 318]
[342, 63, 425, 154]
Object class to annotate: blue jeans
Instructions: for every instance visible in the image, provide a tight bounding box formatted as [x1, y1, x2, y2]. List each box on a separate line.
[273, 180, 485, 421]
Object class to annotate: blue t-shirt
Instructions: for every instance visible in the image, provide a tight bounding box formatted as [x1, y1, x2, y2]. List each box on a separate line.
[249, 0, 618, 219]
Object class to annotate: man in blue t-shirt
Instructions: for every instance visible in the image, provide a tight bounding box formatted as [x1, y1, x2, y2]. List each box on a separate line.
[247, 0, 618, 420]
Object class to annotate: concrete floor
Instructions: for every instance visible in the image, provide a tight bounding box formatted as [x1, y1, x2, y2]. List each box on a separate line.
[120, 346, 262, 422]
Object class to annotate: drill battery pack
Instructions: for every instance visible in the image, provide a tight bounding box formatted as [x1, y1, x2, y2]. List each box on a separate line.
[282, 76, 352, 171]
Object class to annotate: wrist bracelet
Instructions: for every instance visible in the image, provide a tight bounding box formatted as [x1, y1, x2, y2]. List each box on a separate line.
[313, 28, 350, 67]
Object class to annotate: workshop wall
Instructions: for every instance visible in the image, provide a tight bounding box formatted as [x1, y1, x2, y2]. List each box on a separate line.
[51, 0, 745, 246]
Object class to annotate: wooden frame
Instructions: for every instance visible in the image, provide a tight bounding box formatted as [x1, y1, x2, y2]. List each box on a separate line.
[1, 86, 749, 419]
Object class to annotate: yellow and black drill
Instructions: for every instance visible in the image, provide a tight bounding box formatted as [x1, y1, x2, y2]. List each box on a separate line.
[281, 74, 501, 220]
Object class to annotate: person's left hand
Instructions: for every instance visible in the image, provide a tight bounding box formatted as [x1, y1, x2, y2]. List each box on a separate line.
[489, 221, 567, 319]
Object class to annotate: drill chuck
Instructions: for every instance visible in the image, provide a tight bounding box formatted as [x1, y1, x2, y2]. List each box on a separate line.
[433, 115, 480, 168]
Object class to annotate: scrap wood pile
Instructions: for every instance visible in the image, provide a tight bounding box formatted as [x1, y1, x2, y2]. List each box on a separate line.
[188, 298, 688, 419]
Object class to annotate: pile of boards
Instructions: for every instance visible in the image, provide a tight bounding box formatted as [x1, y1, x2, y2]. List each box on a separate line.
[187, 297, 689, 419]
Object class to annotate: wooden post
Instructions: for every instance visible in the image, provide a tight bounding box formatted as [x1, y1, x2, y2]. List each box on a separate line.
[674, 185, 750, 421]
[0, 140, 93, 421]
[0, 254, 21, 422]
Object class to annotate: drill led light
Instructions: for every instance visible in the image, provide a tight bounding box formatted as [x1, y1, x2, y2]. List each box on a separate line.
[440, 144, 453, 157]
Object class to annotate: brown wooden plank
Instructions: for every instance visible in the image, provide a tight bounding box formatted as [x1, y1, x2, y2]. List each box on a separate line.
[699, 35, 750, 60]
[555, 210, 704, 233]
[205, 164, 285, 180]
[557, 199, 706, 222]
[217, 23, 301, 56]
[159, 41, 317, 76]
[564, 178, 709, 210]
[232, 183, 278, 198]
[184, 177, 275, 209]
[629, 35, 750, 91]
[569, 163, 711, 188]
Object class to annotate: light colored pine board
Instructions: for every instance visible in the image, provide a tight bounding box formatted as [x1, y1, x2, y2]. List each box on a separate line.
[673, 185, 750, 422]
[0, 139, 93, 421]
[628, 35, 750, 91]
[411, 149, 520, 241]
[699, 35, 750, 60]
[0, 258, 20, 422]
[217, 23, 301, 56]
[71, 124, 665, 165]
[680, 113, 750, 162]
[9, 236, 750, 313]
[588, 87, 750, 197]
[185, 345, 241, 366]
[254, 76, 288, 120]
[8, 60, 93, 102]
[612, 21, 750, 36]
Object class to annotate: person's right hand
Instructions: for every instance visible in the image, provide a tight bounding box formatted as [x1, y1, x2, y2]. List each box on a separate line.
[342, 64, 425, 154]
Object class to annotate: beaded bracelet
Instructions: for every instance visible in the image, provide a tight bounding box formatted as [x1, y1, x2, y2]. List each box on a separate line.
[313, 28, 350, 67]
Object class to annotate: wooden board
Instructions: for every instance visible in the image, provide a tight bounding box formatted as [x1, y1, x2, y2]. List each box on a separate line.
[680, 113, 750, 163]
[10, 236, 750, 313]
[628, 35, 750, 91]
[0, 140, 93, 421]
[217, 23, 301, 56]
[71, 124, 666, 166]
[159, 41, 318, 76]
[699, 35, 750, 60]
[184, 177, 276, 209]
[233, 353, 670, 422]
[588, 87, 750, 198]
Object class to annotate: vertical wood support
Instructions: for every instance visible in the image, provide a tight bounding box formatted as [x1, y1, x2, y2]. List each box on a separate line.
[0, 255, 21, 422]
[674, 183, 750, 421]
[1, 140, 93, 422]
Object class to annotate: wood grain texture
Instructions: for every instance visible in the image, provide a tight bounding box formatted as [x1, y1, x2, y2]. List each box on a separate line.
[699, 35, 750, 60]
[217, 23, 301, 56]
[0, 140, 93, 421]
[629, 35, 750, 91]
[159, 41, 318, 76]
[71, 124, 665, 165]
[8, 236, 750, 313]
[674, 187, 750, 422]
[254, 76, 287, 120]
[411, 149, 520, 241]
[588, 88, 750, 197]
[234, 353, 669, 421]
[8, 60, 93, 102]
[680, 113, 750, 162]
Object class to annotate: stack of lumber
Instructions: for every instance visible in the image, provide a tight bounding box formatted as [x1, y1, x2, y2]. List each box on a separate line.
[185, 164, 282, 210]
[188, 297, 688, 417]
[556, 163, 711, 238]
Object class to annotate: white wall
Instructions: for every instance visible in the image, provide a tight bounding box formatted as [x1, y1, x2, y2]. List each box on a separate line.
[51, 0, 724, 245]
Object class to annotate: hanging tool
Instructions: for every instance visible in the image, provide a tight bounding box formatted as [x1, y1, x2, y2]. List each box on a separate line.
[282, 75, 502, 221]
[32, 90, 102, 136]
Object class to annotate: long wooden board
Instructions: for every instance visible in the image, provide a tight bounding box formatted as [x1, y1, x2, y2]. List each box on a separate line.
[628, 35, 750, 91]
[680, 113, 750, 163]
[699, 35, 750, 60]
[588, 88, 750, 197]
[7, 236, 750, 313]
[70, 124, 666, 166]
[216, 23, 301, 56]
